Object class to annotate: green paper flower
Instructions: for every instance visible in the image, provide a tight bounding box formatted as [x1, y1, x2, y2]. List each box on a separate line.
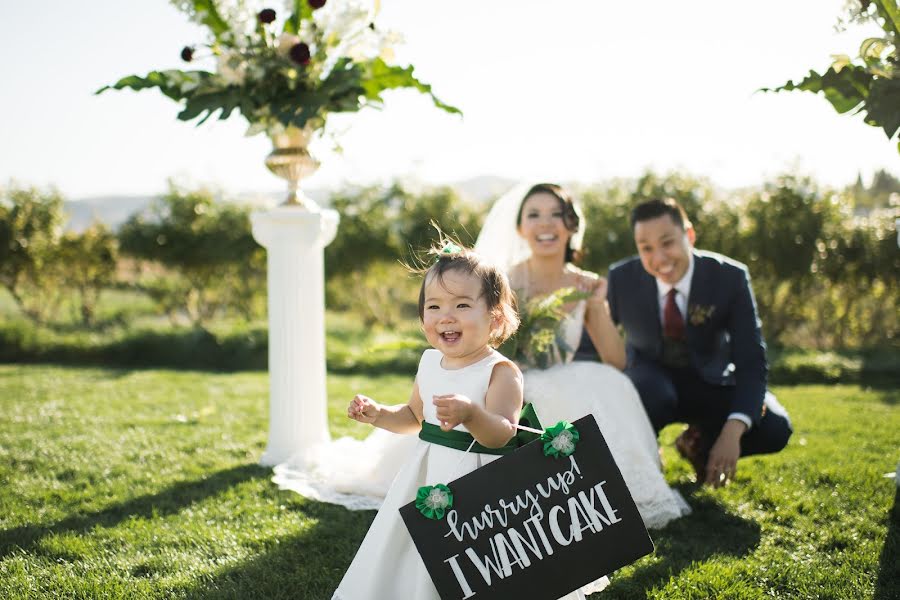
[438, 242, 462, 257]
[540, 421, 580, 458]
[415, 484, 453, 520]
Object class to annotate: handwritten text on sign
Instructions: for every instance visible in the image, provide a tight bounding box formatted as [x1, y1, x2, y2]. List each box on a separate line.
[400, 416, 654, 600]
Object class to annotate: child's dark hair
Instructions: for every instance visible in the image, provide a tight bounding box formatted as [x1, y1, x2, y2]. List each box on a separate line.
[416, 241, 519, 347]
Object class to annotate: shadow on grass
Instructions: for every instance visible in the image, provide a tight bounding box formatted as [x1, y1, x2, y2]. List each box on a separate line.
[182, 499, 375, 600]
[0, 463, 270, 560]
[870, 387, 900, 406]
[599, 486, 762, 598]
[179, 484, 762, 600]
[875, 487, 900, 600]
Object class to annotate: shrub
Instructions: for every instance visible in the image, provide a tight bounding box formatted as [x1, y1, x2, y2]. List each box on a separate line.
[0, 184, 66, 323]
[117, 183, 266, 326]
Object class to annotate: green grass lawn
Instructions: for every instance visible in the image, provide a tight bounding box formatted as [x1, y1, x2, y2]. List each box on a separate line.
[0, 365, 897, 599]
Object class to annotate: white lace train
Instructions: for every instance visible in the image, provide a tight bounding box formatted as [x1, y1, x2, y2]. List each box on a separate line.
[273, 428, 417, 511]
[273, 362, 689, 530]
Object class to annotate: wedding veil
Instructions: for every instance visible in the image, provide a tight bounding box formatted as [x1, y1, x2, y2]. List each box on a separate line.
[474, 182, 585, 273]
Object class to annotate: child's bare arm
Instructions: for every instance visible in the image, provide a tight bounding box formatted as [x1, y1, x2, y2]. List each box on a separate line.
[433, 362, 523, 448]
[347, 381, 423, 434]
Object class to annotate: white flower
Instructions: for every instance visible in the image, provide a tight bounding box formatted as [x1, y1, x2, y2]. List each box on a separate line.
[314, 0, 373, 46]
[217, 0, 270, 37]
[377, 30, 403, 62]
[277, 33, 301, 56]
[425, 488, 450, 510]
[344, 26, 397, 62]
[217, 50, 248, 85]
[551, 430, 576, 455]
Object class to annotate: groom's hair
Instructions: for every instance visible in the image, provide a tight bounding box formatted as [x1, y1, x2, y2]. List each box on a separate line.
[416, 243, 519, 346]
[630, 198, 692, 231]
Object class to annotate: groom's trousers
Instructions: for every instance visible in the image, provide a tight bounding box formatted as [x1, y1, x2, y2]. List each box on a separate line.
[625, 360, 793, 457]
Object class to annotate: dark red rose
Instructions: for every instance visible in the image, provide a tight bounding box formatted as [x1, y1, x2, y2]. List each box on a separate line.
[308, 0, 326, 9]
[180, 46, 194, 62]
[289, 42, 311, 65]
[258, 8, 277, 24]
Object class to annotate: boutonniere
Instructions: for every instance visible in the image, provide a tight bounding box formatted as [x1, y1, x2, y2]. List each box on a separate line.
[688, 304, 716, 326]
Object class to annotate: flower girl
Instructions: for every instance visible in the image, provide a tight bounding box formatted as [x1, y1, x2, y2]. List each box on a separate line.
[332, 243, 533, 600]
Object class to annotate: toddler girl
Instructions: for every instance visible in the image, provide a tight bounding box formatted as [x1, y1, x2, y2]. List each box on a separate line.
[332, 243, 529, 599]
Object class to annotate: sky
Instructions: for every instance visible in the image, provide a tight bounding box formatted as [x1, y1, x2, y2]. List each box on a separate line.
[1, 0, 897, 199]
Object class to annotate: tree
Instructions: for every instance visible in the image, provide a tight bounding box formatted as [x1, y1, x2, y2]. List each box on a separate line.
[0, 185, 65, 323]
[54, 224, 118, 326]
[117, 183, 264, 326]
[765, 0, 900, 153]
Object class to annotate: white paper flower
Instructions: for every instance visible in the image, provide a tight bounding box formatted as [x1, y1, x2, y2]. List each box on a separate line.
[551, 430, 576, 455]
[425, 488, 450, 510]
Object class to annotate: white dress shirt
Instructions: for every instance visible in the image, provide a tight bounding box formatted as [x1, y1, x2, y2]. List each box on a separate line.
[654, 255, 752, 430]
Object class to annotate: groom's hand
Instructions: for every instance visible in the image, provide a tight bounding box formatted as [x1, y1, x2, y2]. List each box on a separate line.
[705, 419, 746, 488]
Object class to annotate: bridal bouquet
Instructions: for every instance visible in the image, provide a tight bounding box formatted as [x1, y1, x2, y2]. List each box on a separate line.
[500, 287, 590, 370]
[97, 0, 460, 137]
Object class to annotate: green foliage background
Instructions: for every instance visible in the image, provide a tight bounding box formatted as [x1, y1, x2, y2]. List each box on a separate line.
[0, 170, 897, 377]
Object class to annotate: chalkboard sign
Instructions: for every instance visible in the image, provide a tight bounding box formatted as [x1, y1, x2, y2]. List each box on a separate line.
[399, 415, 654, 600]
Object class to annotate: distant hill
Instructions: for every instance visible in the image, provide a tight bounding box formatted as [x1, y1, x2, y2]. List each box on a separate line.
[64, 196, 156, 233]
[63, 176, 518, 232]
[451, 176, 517, 205]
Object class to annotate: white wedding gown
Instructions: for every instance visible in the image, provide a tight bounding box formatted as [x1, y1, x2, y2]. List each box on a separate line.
[273, 300, 689, 529]
[523, 301, 690, 529]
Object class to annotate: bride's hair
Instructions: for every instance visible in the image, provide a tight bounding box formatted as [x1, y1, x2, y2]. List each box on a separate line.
[415, 240, 519, 347]
[516, 183, 583, 263]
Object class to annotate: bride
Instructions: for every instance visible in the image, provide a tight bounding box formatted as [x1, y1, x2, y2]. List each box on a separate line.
[475, 182, 690, 529]
[274, 182, 688, 529]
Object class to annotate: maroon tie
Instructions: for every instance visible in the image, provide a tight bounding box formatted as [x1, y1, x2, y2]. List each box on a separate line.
[664, 288, 685, 340]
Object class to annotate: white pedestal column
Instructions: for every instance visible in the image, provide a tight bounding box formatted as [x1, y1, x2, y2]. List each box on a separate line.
[251, 206, 339, 467]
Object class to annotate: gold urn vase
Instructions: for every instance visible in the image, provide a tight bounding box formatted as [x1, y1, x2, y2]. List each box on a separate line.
[264, 125, 320, 208]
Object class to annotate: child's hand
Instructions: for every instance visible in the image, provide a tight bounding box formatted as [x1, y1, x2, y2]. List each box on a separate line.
[433, 394, 475, 431]
[348, 394, 380, 424]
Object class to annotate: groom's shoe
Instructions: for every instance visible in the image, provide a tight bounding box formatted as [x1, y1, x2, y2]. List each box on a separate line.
[675, 425, 709, 482]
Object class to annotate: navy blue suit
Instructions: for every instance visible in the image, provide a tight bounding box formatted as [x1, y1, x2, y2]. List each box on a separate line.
[607, 250, 791, 457]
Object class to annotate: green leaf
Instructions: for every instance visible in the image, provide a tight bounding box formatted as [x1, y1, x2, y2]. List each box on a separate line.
[190, 0, 231, 39]
[864, 76, 900, 138]
[362, 58, 462, 115]
[284, 0, 313, 35]
[765, 65, 872, 114]
[96, 70, 213, 102]
[873, 0, 900, 37]
[176, 89, 241, 124]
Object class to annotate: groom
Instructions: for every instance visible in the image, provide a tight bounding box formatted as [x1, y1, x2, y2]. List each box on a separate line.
[606, 198, 792, 487]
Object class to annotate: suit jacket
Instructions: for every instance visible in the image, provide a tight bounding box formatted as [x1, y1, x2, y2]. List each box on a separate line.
[607, 250, 768, 424]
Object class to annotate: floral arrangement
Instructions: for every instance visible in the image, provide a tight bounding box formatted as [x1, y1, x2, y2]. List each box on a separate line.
[97, 0, 459, 137]
[500, 287, 590, 370]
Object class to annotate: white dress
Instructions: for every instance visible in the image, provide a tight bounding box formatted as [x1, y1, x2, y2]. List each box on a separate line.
[524, 300, 691, 529]
[332, 349, 591, 600]
[273, 308, 689, 529]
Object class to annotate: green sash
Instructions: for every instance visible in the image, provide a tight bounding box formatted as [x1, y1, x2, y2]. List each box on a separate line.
[418, 403, 543, 455]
